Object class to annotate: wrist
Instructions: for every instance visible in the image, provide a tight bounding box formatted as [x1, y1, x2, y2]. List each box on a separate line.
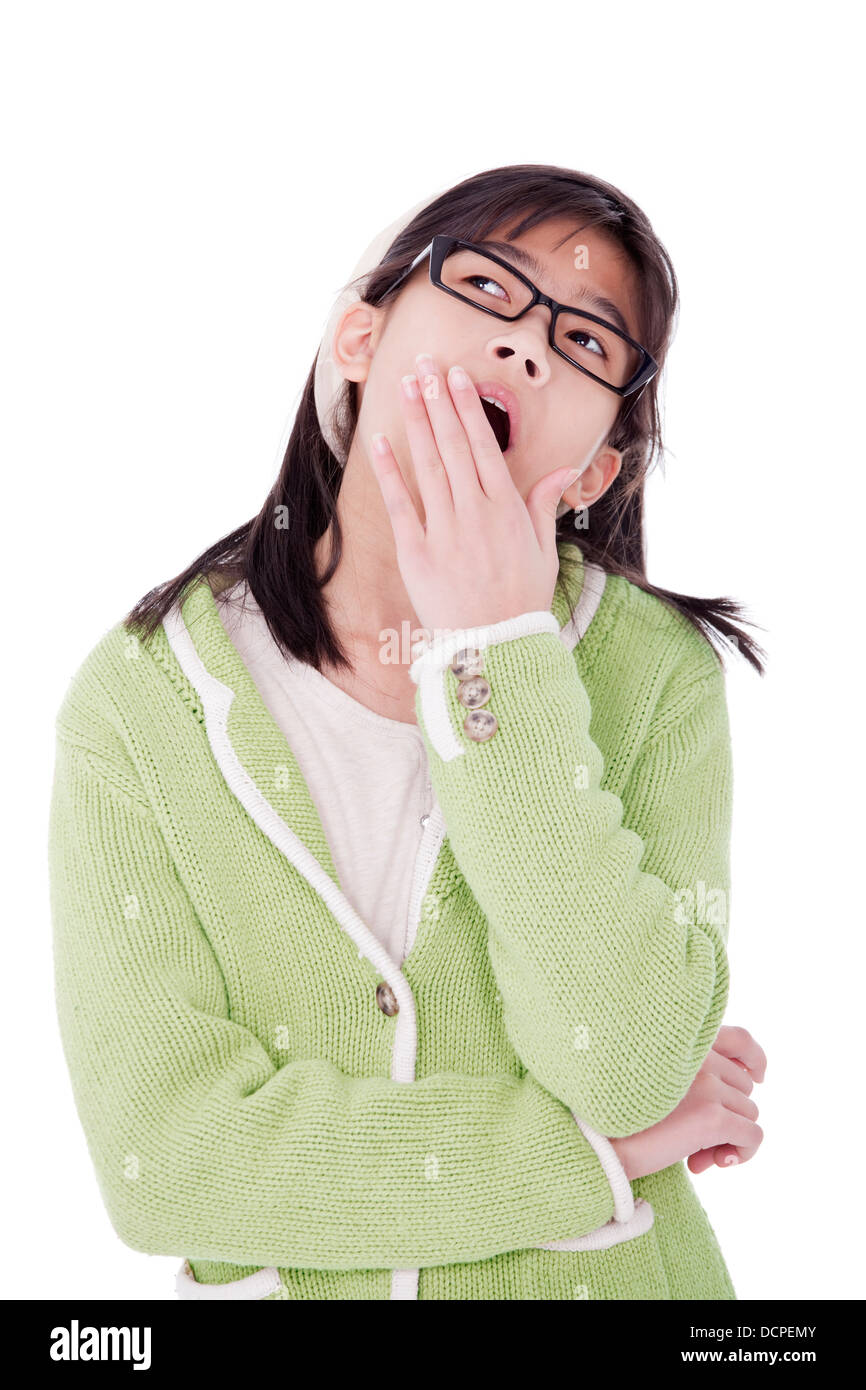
[607, 1134, 635, 1182]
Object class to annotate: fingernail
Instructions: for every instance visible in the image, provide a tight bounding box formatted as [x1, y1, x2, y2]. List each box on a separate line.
[401, 374, 419, 400]
[723, 1154, 739, 1165]
[371, 433, 389, 455]
[449, 365, 470, 389]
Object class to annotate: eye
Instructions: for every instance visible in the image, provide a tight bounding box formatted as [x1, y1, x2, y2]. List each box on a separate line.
[463, 274, 511, 304]
[566, 328, 608, 359]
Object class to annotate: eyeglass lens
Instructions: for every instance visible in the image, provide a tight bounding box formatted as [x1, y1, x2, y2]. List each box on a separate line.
[439, 246, 642, 390]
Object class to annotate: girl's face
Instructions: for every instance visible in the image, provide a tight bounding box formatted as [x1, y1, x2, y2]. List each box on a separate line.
[333, 216, 642, 515]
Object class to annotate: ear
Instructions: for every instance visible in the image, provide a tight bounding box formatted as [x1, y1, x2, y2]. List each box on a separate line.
[558, 445, 623, 515]
[332, 302, 386, 385]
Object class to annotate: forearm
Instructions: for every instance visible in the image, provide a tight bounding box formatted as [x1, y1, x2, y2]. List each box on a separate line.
[411, 616, 731, 1135]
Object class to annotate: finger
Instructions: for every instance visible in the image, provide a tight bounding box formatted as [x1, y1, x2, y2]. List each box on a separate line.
[715, 1124, 764, 1166]
[399, 371, 456, 527]
[690, 1138, 758, 1175]
[703, 1049, 755, 1098]
[445, 364, 515, 500]
[712, 1110, 764, 1160]
[720, 1081, 760, 1124]
[713, 1025, 767, 1083]
[713, 1144, 746, 1169]
[368, 432, 426, 554]
[717, 1055, 755, 1096]
[414, 353, 484, 512]
[525, 468, 582, 557]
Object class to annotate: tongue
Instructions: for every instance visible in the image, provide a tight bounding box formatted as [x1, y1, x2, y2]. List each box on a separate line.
[480, 396, 510, 451]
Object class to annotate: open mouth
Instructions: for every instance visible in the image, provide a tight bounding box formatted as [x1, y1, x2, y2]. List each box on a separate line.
[478, 394, 511, 452]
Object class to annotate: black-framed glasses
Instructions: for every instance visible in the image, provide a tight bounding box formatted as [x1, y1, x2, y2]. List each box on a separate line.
[381, 234, 658, 398]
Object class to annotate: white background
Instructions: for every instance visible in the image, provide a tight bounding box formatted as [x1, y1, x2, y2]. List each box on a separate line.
[3, 0, 863, 1301]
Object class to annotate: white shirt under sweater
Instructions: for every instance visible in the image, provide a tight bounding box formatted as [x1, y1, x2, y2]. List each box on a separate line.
[215, 580, 435, 967]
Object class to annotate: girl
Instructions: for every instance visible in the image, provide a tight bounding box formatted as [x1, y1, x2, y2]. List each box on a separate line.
[49, 163, 767, 1301]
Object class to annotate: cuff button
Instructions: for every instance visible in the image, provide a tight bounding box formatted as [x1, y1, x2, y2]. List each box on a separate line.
[464, 709, 498, 741]
[456, 675, 491, 709]
[451, 648, 484, 680]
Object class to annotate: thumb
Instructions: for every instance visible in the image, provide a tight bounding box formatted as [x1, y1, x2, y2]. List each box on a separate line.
[526, 468, 581, 548]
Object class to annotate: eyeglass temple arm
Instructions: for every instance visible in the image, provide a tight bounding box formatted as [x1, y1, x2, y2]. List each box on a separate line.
[386, 241, 435, 293]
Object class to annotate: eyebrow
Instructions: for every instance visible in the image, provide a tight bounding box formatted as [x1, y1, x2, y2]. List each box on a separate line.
[475, 239, 632, 339]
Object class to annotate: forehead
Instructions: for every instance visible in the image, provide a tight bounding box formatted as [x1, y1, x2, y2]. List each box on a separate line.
[480, 220, 640, 341]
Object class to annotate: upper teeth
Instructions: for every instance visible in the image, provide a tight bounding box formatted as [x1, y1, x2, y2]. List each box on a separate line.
[481, 396, 508, 413]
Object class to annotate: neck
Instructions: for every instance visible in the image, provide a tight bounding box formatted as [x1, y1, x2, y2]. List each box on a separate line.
[313, 440, 424, 669]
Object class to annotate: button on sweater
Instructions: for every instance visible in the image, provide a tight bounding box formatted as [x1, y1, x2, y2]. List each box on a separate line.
[48, 541, 737, 1300]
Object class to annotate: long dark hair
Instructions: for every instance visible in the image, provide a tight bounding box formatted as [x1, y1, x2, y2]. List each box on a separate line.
[124, 163, 766, 675]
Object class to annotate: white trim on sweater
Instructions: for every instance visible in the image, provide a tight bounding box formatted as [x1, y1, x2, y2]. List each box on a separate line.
[175, 1258, 284, 1300]
[162, 602, 426, 1075]
[408, 609, 562, 683]
[537, 1197, 654, 1252]
[163, 602, 434, 1303]
[559, 559, 608, 651]
[574, 1116, 635, 1223]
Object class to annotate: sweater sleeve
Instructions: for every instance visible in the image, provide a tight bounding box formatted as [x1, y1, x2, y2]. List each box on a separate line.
[409, 611, 732, 1137]
[48, 731, 635, 1273]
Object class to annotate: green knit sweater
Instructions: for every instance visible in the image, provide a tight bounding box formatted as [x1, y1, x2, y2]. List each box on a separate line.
[48, 541, 736, 1300]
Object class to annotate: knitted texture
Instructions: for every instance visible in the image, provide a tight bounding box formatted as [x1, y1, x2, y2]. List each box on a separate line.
[48, 541, 736, 1300]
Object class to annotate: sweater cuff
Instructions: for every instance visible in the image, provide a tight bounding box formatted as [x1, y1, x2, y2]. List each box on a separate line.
[409, 611, 562, 763]
[408, 611, 561, 683]
[536, 1115, 651, 1253]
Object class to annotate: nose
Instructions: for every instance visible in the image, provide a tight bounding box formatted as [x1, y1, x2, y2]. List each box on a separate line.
[486, 310, 554, 384]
